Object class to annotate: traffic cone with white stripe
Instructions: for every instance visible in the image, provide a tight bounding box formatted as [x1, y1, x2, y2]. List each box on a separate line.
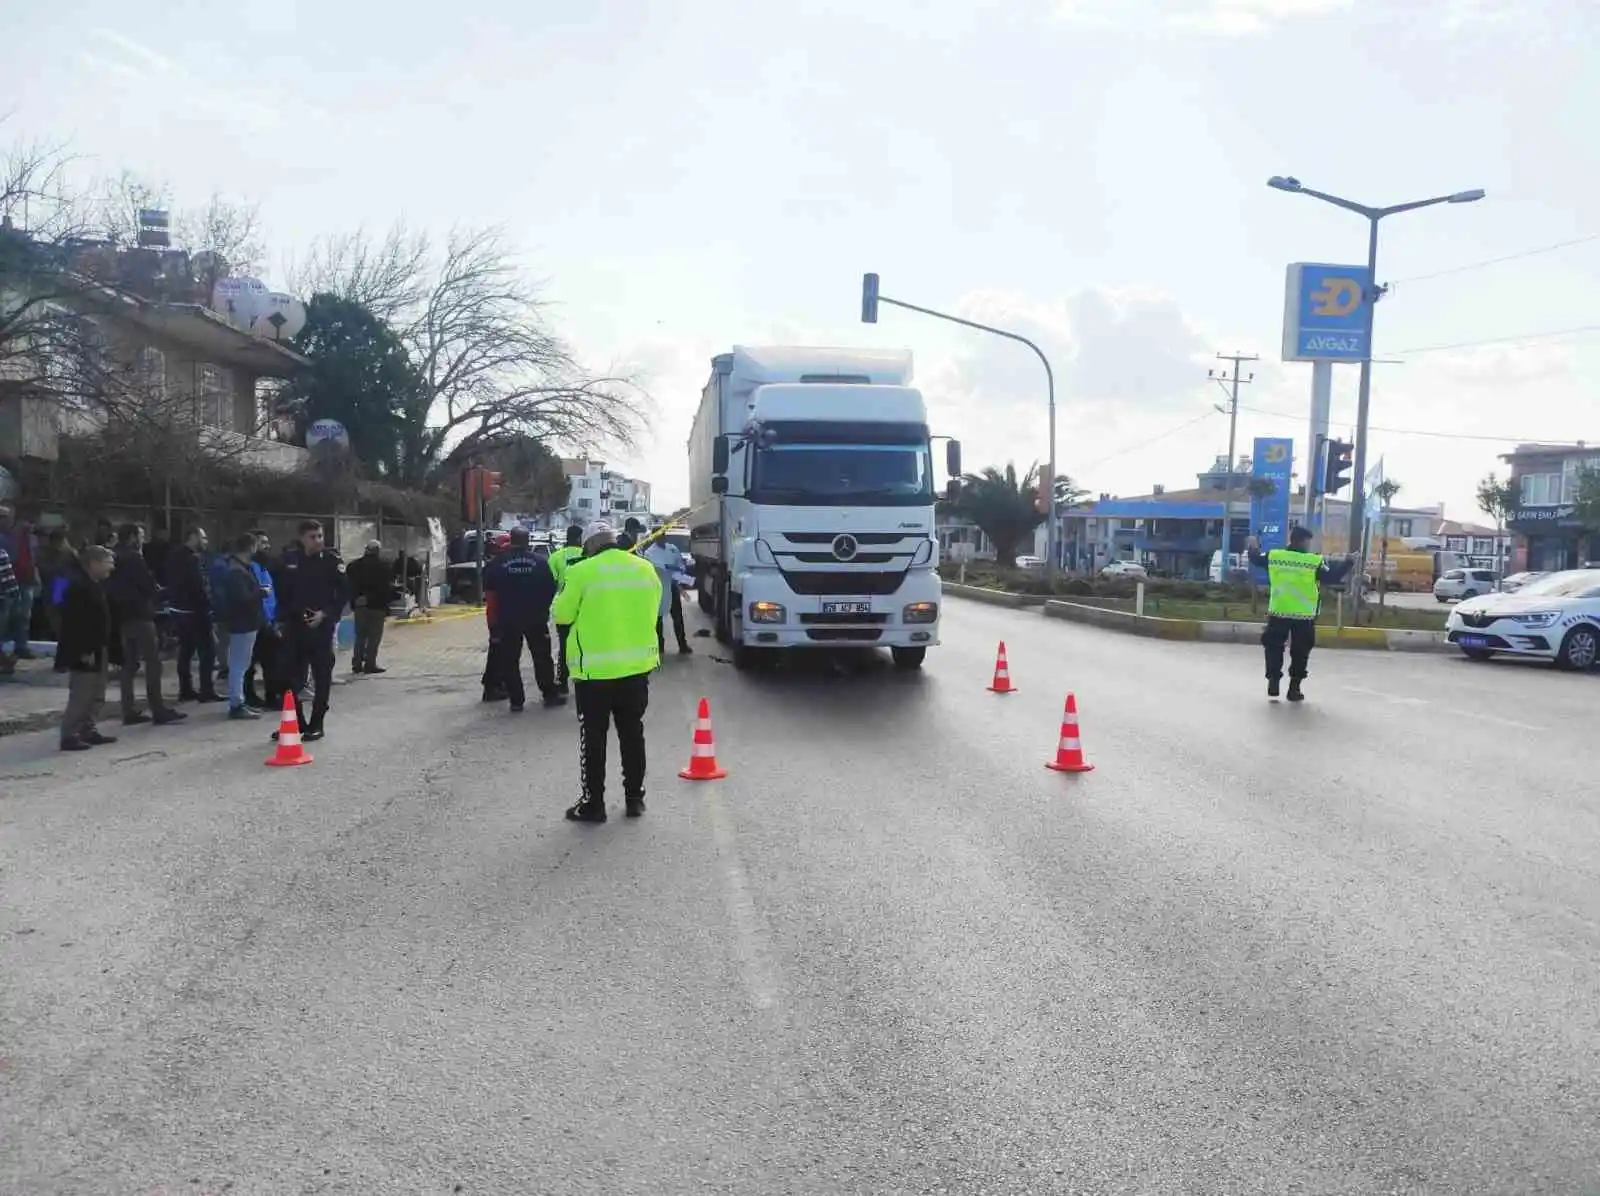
[986, 641, 1017, 693]
[1045, 693, 1094, 773]
[265, 692, 313, 768]
[678, 697, 728, 780]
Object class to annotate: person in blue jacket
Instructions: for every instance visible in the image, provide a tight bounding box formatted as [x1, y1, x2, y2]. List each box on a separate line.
[242, 530, 279, 711]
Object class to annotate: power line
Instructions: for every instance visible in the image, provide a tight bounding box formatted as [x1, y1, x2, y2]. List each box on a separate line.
[1385, 324, 1600, 357]
[1236, 401, 1564, 445]
[1390, 233, 1600, 286]
[1077, 409, 1216, 472]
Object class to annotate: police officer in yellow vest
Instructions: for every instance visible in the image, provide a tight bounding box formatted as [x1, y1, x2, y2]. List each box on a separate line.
[1246, 527, 1355, 703]
[551, 520, 662, 822]
[548, 524, 586, 694]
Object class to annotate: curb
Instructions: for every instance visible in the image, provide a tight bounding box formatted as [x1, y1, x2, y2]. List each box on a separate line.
[390, 606, 485, 629]
[941, 588, 1454, 653]
[942, 583, 1047, 610]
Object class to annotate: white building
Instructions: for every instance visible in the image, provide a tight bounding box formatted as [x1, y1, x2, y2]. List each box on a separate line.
[542, 458, 653, 530]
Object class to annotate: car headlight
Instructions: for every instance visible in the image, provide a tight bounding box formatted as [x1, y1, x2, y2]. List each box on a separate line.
[1511, 610, 1559, 629]
[903, 601, 938, 624]
[748, 600, 785, 623]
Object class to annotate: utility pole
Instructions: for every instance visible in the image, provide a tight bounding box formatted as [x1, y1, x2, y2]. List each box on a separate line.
[1208, 352, 1257, 567]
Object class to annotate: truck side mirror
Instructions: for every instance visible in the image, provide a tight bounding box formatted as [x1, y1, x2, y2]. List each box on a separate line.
[946, 440, 961, 477]
[712, 475, 729, 495]
[945, 479, 962, 502]
[712, 436, 729, 475]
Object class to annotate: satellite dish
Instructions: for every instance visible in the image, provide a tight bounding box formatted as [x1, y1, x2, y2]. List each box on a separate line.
[306, 418, 350, 449]
[211, 276, 269, 329]
[255, 292, 306, 341]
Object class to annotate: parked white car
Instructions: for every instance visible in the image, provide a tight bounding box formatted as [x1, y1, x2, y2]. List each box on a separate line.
[1101, 560, 1149, 579]
[1434, 568, 1500, 603]
[1445, 569, 1600, 669]
[1014, 554, 1046, 571]
[1499, 571, 1545, 593]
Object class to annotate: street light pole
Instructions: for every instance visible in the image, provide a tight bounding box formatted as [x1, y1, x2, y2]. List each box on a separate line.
[860, 275, 1060, 574]
[1265, 177, 1484, 560]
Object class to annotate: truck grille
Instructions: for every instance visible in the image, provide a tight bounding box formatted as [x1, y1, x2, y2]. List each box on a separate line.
[781, 570, 906, 596]
[779, 532, 906, 546]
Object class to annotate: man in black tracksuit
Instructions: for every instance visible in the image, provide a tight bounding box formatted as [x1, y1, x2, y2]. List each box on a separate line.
[483, 528, 566, 712]
[273, 520, 348, 741]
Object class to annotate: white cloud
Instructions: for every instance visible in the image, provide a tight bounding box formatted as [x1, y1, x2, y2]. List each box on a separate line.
[1055, 0, 1353, 34]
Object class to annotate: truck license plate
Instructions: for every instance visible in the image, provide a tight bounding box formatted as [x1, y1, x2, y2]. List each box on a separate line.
[822, 601, 871, 615]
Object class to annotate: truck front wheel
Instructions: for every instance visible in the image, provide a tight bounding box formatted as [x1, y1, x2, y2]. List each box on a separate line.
[891, 646, 927, 670]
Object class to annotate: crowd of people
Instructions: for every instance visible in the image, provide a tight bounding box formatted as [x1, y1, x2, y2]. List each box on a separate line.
[23, 515, 390, 752]
[5, 502, 691, 819]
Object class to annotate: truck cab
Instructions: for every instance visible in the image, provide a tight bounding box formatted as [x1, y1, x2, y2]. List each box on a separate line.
[689, 347, 959, 670]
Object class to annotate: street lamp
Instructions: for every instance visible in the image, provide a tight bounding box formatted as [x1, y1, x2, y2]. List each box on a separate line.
[1266, 176, 1484, 558]
[861, 273, 1061, 574]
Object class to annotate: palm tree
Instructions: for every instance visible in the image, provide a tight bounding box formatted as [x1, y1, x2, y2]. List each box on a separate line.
[1373, 478, 1403, 611]
[947, 461, 1080, 569]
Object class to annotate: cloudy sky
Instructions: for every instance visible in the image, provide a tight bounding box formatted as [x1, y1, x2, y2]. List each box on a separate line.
[6, 0, 1597, 517]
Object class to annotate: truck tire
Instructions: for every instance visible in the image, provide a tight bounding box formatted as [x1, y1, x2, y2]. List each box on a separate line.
[891, 646, 926, 670]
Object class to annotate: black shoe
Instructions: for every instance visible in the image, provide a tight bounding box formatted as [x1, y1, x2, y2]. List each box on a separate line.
[1267, 678, 1281, 698]
[228, 705, 262, 720]
[565, 800, 607, 823]
[482, 688, 507, 703]
[59, 738, 91, 752]
[304, 725, 325, 742]
[542, 693, 568, 708]
[366, 665, 387, 675]
[625, 796, 646, 818]
[178, 691, 199, 704]
[678, 644, 693, 656]
[152, 709, 188, 725]
[122, 711, 151, 725]
[509, 702, 525, 713]
[197, 691, 225, 704]
[83, 729, 118, 746]
[1287, 682, 1305, 703]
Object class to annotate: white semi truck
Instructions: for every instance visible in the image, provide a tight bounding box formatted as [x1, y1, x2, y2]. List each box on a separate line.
[687, 345, 961, 670]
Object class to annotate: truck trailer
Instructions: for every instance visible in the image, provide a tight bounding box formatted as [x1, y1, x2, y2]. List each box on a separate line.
[687, 345, 960, 670]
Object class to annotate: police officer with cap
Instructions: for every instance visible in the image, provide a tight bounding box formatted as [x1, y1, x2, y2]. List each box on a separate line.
[550, 520, 661, 822]
[1246, 526, 1355, 703]
[483, 527, 565, 711]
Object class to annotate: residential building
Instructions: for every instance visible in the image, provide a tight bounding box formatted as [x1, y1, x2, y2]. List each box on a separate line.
[541, 458, 652, 529]
[1500, 441, 1600, 572]
[1, 236, 308, 475]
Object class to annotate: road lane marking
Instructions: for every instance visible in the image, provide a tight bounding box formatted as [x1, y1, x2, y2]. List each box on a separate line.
[699, 788, 782, 1012]
[1337, 684, 1541, 731]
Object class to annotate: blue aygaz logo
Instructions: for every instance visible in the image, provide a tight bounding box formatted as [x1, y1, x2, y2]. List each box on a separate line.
[1250, 437, 1295, 560]
[1283, 262, 1373, 363]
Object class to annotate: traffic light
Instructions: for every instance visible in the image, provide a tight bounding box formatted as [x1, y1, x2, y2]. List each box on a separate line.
[460, 466, 480, 522]
[861, 272, 880, 324]
[1033, 483, 1048, 514]
[480, 470, 503, 502]
[1324, 439, 1354, 494]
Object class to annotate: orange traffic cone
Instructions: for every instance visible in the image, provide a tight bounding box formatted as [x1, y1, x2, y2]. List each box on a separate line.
[265, 692, 313, 768]
[678, 697, 728, 780]
[987, 641, 1017, 693]
[1045, 693, 1094, 773]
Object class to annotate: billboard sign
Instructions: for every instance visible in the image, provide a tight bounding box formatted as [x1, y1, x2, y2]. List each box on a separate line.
[1282, 263, 1373, 363]
[1250, 437, 1295, 558]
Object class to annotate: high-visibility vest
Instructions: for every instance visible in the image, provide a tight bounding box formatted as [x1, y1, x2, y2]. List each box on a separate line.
[1266, 548, 1322, 620]
[549, 545, 584, 587]
[550, 547, 662, 680]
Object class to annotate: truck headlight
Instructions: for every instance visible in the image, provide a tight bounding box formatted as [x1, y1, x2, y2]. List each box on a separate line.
[903, 601, 938, 624]
[1512, 610, 1559, 628]
[748, 600, 785, 623]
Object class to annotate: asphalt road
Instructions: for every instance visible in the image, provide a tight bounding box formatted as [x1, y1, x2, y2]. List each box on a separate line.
[4, 602, 1598, 1194]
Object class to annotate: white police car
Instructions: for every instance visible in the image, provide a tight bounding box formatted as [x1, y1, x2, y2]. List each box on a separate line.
[1445, 569, 1600, 670]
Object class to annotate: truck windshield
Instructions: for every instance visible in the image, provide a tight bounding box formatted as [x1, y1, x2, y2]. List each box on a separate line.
[751, 443, 932, 506]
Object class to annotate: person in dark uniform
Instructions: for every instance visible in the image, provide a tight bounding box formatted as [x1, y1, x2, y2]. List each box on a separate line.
[483, 527, 565, 712]
[548, 524, 585, 694]
[165, 526, 223, 703]
[273, 520, 348, 740]
[1246, 527, 1356, 703]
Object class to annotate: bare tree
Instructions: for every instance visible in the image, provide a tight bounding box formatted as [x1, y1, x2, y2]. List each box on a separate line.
[286, 223, 431, 321]
[292, 223, 648, 487]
